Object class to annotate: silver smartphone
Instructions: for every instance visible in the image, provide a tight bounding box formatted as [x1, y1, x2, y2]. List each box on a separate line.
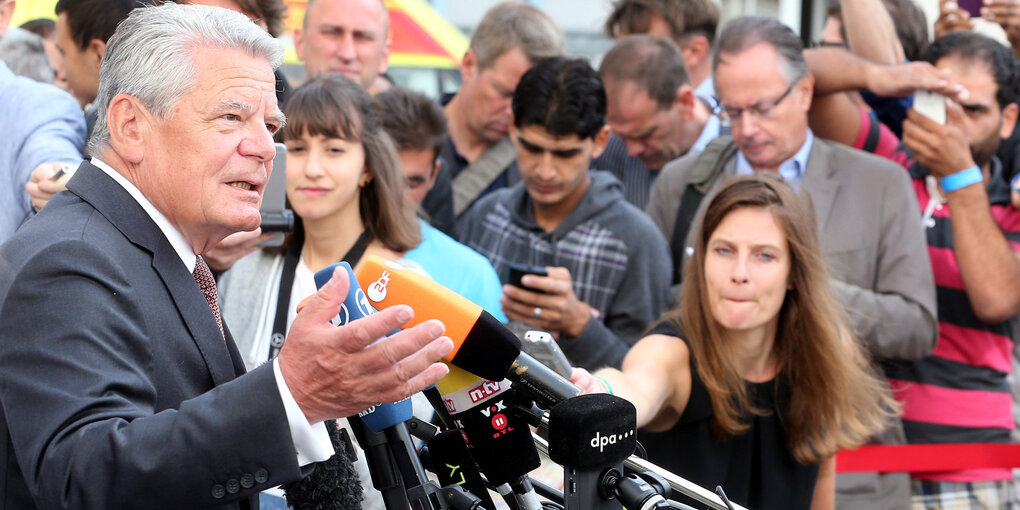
[521, 330, 572, 378]
[258, 143, 293, 247]
[914, 90, 947, 125]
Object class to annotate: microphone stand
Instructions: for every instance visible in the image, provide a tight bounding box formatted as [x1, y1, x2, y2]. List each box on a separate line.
[530, 431, 749, 510]
[349, 415, 487, 510]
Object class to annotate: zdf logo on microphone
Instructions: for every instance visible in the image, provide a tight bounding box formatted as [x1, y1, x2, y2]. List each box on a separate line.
[367, 270, 391, 302]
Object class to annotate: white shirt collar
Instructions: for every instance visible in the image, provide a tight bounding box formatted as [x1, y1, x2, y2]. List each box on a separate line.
[91, 157, 197, 272]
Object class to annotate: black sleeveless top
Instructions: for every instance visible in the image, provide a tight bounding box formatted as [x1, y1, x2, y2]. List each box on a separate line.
[637, 320, 819, 510]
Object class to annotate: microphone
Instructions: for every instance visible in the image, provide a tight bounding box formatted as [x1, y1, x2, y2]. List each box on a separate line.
[312, 263, 412, 431]
[312, 263, 421, 510]
[434, 363, 543, 510]
[355, 256, 580, 409]
[423, 430, 497, 510]
[547, 393, 638, 510]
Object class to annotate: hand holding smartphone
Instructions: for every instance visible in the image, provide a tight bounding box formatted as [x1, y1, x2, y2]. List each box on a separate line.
[914, 90, 947, 125]
[508, 263, 548, 293]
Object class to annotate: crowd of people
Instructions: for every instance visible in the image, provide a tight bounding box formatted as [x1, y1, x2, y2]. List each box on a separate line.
[1, 0, 1020, 509]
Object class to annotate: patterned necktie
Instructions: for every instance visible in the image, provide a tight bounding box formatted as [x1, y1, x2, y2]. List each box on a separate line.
[193, 255, 225, 341]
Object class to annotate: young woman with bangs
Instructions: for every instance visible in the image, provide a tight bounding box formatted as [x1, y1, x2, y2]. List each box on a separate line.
[218, 73, 422, 510]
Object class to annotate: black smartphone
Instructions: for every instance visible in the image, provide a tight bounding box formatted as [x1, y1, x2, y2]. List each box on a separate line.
[258, 143, 294, 247]
[508, 263, 548, 292]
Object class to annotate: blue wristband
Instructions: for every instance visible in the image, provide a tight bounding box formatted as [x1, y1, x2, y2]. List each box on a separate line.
[939, 166, 983, 193]
[1011, 172, 1020, 191]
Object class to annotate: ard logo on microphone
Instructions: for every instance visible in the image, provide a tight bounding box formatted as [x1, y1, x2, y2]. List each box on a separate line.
[590, 429, 635, 453]
[367, 270, 391, 302]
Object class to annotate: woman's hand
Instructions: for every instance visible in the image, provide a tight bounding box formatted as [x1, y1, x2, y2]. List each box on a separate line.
[569, 367, 609, 395]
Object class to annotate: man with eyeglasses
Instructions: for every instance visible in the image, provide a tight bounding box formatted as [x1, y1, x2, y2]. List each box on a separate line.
[645, 17, 938, 509]
[595, 35, 725, 210]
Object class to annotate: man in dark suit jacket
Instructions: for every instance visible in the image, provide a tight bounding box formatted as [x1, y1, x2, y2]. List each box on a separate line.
[0, 4, 453, 509]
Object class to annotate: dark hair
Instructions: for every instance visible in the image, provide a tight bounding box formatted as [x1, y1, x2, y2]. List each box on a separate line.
[512, 56, 606, 140]
[234, 0, 287, 37]
[713, 16, 808, 85]
[599, 34, 690, 110]
[604, 0, 719, 45]
[375, 86, 448, 159]
[282, 73, 420, 253]
[20, 18, 56, 39]
[153, 0, 287, 37]
[825, 0, 928, 62]
[924, 31, 1020, 108]
[54, 0, 147, 50]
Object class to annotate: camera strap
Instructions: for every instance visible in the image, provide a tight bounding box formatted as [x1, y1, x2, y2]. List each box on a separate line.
[267, 230, 374, 361]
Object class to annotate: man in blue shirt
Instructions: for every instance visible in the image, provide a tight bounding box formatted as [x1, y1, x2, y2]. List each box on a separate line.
[0, 0, 85, 243]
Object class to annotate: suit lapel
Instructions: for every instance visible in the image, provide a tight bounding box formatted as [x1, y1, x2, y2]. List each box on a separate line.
[800, 139, 840, 233]
[151, 248, 238, 386]
[67, 162, 238, 386]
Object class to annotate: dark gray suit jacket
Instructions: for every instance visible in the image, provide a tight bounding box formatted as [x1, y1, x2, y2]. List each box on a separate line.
[647, 136, 938, 510]
[0, 162, 304, 509]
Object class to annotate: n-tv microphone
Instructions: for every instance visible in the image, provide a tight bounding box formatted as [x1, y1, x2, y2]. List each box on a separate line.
[355, 256, 580, 409]
[435, 364, 542, 510]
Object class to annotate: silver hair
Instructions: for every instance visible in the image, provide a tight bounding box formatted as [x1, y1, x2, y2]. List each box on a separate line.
[469, 2, 564, 69]
[0, 27, 55, 84]
[712, 16, 809, 86]
[88, 3, 283, 155]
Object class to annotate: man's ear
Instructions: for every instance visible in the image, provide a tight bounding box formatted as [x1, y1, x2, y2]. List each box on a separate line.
[460, 49, 478, 82]
[590, 124, 611, 160]
[429, 158, 441, 180]
[797, 73, 815, 112]
[378, 37, 391, 75]
[0, 0, 15, 38]
[107, 94, 149, 163]
[293, 26, 305, 61]
[680, 35, 711, 69]
[90, 38, 107, 61]
[1001, 103, 1018, 139]
[675, 84, 696, 119]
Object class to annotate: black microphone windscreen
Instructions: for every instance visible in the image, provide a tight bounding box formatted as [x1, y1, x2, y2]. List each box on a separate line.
[426, 430, 496, 509]
[454, 387, 542, 485]
[454, 310, 522, 381]
[548, 394, 637, 469]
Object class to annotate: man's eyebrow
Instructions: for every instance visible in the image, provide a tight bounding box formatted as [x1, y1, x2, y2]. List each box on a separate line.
[269, 110, 287, 129]
[214, 99, 252, 114]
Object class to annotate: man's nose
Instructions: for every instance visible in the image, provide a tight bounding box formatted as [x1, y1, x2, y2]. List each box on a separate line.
[337, 34, 356, 61]
[241, 124, 277, 162]
[624, 139, 645, 158]
[536, 152, 556, 179]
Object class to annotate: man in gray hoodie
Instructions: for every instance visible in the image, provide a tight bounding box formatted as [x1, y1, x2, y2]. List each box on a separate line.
[458, 56, 673, 370]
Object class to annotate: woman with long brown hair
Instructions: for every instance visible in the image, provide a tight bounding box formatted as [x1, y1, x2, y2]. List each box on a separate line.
[572, 173, 896, 510]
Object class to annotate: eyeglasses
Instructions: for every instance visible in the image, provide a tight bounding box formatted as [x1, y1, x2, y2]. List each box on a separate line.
[811, 40, 849, 49]
[713, 79, 800, 125]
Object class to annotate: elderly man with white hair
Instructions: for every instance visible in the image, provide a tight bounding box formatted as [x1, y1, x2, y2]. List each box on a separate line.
[0, 4, 453, 508]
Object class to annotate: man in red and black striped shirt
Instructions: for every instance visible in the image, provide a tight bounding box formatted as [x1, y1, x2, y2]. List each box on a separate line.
[888, 31, 1020, 507]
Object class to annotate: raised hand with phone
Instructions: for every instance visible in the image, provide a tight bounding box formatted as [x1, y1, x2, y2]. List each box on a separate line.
[502, 265, 597, 341]
[903, 95, 976, 181]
